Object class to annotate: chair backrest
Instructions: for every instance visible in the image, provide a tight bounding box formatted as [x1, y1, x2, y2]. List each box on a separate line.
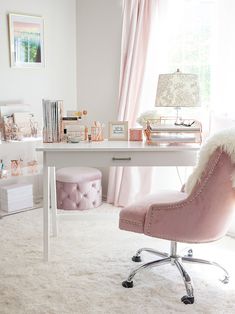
[188, 148, 235, 241]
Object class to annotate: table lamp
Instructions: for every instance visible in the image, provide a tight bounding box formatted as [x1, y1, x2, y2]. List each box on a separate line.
[155, 69, 200, 125]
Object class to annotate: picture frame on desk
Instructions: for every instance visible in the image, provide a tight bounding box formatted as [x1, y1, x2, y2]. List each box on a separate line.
[108, 121, 128, 141]
[8, 13, 44, 68]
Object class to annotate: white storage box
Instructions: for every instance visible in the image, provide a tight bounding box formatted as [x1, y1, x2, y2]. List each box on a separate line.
[0, 183, 33, 212]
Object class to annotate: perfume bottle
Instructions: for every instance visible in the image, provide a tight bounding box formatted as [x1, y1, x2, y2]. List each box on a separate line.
[63, 128, 68, 143]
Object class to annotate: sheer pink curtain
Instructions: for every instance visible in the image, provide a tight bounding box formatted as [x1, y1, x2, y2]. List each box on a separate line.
[107, 0, 157, 206]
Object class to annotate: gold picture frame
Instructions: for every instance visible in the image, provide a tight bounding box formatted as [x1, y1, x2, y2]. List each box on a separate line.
[108, 121, 128, 141]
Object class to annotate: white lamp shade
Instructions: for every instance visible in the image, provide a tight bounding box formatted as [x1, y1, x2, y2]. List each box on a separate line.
[155, 72, 200, 107]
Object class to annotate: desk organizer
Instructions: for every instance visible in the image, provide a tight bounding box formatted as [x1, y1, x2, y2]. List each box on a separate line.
[91, 126, 104, 141]
[144, 117, 202, 145]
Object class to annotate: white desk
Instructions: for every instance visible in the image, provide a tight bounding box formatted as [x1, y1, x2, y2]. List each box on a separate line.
[36, 140, 200, 261]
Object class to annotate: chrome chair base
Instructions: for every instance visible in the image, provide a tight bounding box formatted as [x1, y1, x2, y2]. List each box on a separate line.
[122, 241, 229, 304]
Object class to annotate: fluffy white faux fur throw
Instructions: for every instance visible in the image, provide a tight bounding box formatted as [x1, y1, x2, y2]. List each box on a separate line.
[185, 127, 235, 194]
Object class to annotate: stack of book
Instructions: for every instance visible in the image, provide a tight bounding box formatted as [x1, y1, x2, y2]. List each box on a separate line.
[42, 99, 63, 143]
[0, 183, 33, 213]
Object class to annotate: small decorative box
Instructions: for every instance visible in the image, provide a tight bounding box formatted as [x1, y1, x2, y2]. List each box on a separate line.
[129, 128, 143, 141]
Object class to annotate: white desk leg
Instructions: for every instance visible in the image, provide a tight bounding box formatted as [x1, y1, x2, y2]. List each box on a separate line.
[50, 166, 58, 237]
[43, 155, 50, 262]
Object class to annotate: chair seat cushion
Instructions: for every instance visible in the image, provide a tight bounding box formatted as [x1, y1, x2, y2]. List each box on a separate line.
[56, 167, 102, 183]
[119, 190, 188, 234]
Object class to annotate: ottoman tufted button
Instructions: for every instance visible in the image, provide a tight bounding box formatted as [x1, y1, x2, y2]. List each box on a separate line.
[56, 167, 102, 210]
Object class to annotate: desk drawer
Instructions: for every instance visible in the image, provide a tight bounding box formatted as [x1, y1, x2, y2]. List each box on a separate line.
[45, 150, 198, 168]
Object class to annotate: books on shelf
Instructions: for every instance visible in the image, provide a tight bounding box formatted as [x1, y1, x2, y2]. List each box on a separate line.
[42, 99, 63, 143]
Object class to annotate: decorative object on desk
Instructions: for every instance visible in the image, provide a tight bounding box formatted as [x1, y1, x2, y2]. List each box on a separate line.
[129, 128, 143, 141]
[67, 110, 88, 119]
[144, 118, 202, 145]
[155, 69, 200, 125]
[136, 110, 161, 128]
[62, 117, 86, 142]
[62, 128, 68, 143]
[108, 121, 128, 141]
[8, 13, 44, 68]
[42, 99, 63, 143]
[91, 121, 104, 141]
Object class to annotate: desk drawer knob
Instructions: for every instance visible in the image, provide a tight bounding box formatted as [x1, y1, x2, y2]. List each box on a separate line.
[112, 157, 131, 161]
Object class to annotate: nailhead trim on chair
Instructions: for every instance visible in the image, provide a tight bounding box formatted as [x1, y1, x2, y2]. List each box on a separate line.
[146, 150, 224, 239]
[120, 219, 142, 227]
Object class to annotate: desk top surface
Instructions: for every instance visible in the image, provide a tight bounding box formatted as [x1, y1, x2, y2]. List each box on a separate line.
[36, 140, 200, 152]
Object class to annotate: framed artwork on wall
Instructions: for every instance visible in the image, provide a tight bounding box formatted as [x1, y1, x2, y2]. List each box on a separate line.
[8, 13, 44, 68]
[108, 121, 128, 141]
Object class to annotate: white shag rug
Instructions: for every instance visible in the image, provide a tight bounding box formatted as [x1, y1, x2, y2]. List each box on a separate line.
[0, 203, 235, 314]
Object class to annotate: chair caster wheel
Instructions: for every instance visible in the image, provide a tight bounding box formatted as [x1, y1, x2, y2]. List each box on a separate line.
[187, 249, 193, 257]
[181, 295, 194, 304]
[122, 280, 134, 288]
[221, 276, 229, 284]
[132, 255, 142, 262]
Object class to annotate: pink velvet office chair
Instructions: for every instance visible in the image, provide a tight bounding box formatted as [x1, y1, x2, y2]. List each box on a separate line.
[119, 144, 235, 304]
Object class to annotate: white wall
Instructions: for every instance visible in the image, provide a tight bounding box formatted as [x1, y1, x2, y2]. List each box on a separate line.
[0, 0, 77, 117]
[76, 0, 123, 196]
[76, 0, 123, 134]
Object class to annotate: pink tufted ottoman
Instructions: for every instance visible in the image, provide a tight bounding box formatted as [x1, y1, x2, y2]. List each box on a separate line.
[56, 167, 102, 210]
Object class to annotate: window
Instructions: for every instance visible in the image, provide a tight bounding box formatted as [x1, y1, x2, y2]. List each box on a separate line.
[162, 0, 216, 107]
[139, 0, 217, 116]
